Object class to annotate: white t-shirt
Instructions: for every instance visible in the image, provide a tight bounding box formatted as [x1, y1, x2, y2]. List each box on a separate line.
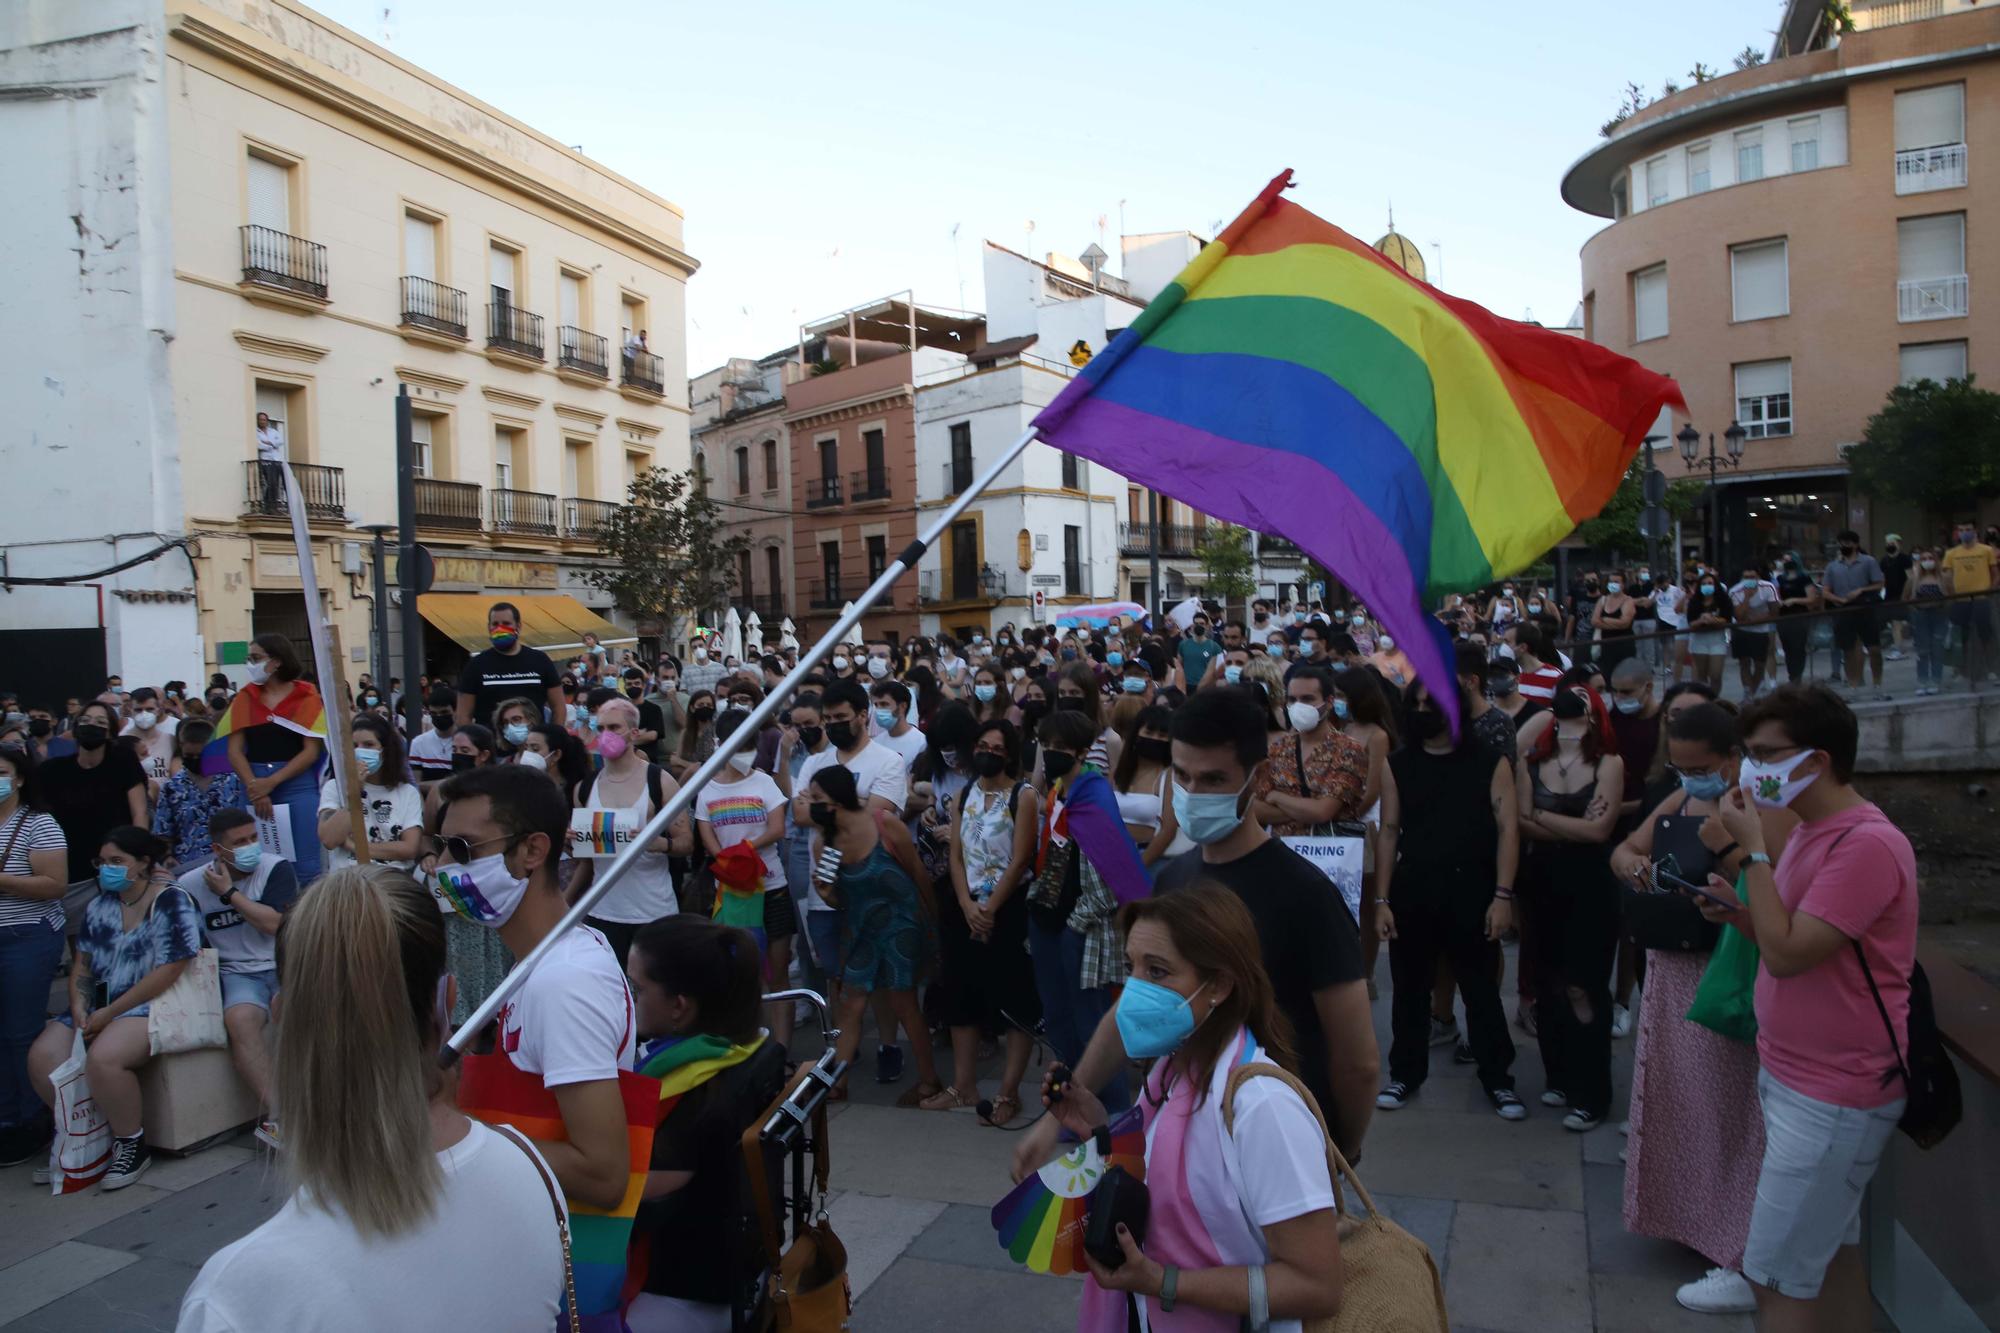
[873, 725, 927, 770]
[695, 769, 787, 887]
[1732, 578, 1778, 631]
[500, 925, 637, 1088]
[1654, 583, 1688, 630]
[176, 1121, 565, 1333]
[318, 779, 423, 872]
[576, 765, 678, 924]
[124, 720, 179, 785]
[408, 729, 454, 780]
[795, 739, 908, 910]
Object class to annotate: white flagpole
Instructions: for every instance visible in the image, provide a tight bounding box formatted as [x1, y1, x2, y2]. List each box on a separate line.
[447, 425, 1046, 1052]
[281, 461, 350, 801]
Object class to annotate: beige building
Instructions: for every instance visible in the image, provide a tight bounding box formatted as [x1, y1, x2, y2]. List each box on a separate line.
[0, 0, 693, 696]
[1562, 0, 1997, 569]
[689, 352, 802, 638]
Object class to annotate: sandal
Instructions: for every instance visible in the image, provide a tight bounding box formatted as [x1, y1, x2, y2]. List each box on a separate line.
[982, 1094, 1021, 1127]
[919, 1086, 974, 1112]
[897, 1080, 943, 1109]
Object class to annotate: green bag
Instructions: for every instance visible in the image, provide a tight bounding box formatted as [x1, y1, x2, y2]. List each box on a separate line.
[1685, 870, 1760, 1042]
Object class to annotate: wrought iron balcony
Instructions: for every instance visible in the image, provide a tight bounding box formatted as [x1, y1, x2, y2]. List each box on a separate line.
[486, 302, 545, 359]
[240, 224, 328, 299]
[917, 566, 1019, 605]
[412, 477, 483, 531]
[399, 276, 467, 338]
[850, 468, 890, 502]
[563, 497, 621, 541]
[746, 593, 786, 621]
[804, 476, 843, 509]
[1117, 521, 1202, 556]
[242, 460, 345, 522]
[490, 488, 558, 537]
[557, 326, 609, 378]
[806, 579, 845, 610]
[621, 347, 665, 394]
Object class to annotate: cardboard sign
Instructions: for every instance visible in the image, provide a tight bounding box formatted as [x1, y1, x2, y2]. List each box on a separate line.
[1282, 833, 1365, 925]
[570, 806, 646, 860]
[255, 803, 297, 863]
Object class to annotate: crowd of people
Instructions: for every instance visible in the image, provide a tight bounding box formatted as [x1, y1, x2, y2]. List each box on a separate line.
[0, 579, 1928, 1331]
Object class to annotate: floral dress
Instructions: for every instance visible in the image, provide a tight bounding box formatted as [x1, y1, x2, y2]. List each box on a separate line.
[152, 770, 248, 867]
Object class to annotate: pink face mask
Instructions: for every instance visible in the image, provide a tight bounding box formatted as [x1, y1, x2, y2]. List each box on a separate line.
[595, 730, 629, 762]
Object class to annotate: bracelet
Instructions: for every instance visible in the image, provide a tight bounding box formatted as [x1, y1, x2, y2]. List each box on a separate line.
[1494, 887, 1515, 901]
[1715, 840, 1741, 862]
[1158, 1264, 1179, 1313]
[1247, 1263, 1270, 1329]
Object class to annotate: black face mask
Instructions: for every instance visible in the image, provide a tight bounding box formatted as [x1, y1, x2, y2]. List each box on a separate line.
[451, 753, 477, 772]
[73, 724, 108, 750]
[690, 705, 716, 722]
[1407, 709, 1446, 741]
[824, 720, 857, 750]
[795, 725, 824, 749]
[625, 687, 645, 701]
[1489, 675, 1518, 697]
[207, 696, 229, 711]
[430, 711, 454, 732]
[1136, 736, 1172, 764]
[808, 801, 837, 829]
[1056, 696, 1091, 714]
[1840, 544, 1858, 556]
[972, 752, 1007, 778]
[1042, 751, 1077, 781]
[1019, 699, 1048, 722]
[1191, 625, 1208, 638]
[28, 718, 51, 738]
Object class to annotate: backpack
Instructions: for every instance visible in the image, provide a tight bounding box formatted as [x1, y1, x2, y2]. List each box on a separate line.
[577, 761, 666, 813]
[1222, 1063, 1448, 1333]
[1852, 946, 1962, 1149]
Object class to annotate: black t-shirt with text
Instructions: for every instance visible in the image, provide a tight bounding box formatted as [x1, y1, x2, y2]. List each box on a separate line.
[456, 645, 561, 728]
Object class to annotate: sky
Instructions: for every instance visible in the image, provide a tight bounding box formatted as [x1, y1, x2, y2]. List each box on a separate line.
[310, 0, 1786, 372]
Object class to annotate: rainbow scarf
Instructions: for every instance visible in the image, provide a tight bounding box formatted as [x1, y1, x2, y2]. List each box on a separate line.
[637, 1032, 767, 1119]
[200, 679, 328, 776]
[707, 842, 769, 955]
[1033, 169, 1684, 731]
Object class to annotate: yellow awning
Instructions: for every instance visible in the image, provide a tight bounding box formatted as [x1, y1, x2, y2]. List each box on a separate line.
[417, 593, 633, 654]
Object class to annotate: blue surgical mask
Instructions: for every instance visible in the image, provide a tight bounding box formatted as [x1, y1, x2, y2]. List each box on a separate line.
[354, 746, 383, 775]
[1114, 978, 1210, 1059]
[230, 843, 263, 873]
[1265, 642, 1285, 656]
[0, 777, 11, 802]
[1106, 652, 1124, 668]
[1223, 664, 1243, 684]
[1333, 698, 1350, 720]
[873, 706, 897, 730]
[503, 722, 532, 746]
[974, 684, 997, 703]
[1171, 779, 1250, 846]
[97, 864, 130, 893]
[1121, 676, 1148, 694]
[1678, 770, 1729, 802]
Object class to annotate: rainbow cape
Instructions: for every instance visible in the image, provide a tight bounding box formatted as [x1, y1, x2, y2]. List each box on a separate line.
[199, 680, 329, 776]
[1033, 170, 1684, 729]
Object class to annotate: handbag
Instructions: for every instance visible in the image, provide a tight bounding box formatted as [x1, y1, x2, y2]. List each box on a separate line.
[1223, 1063, 1448, 1333]
[743, 1068, 850, 1332]
[1853, 945, 1962, 1150]
[1684, 871, 1759, 1042]
[492, 1124, 583, 1333]
[146, 889, 226, 1056]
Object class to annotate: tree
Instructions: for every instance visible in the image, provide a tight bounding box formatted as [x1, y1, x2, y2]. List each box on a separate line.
[1574, 458, 1704, 559]
[1195, 524, 1257, 613]
[1688, 61, 1717, 83]
[584, 467, 749, 639]
[1732, 45, 1766, 70]
[1845, 374, 2000, 529]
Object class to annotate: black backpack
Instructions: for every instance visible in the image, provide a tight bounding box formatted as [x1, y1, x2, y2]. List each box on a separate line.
[1853, 945, 1962, 1150]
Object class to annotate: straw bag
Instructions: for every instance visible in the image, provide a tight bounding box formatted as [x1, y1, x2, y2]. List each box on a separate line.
[742, 1069, 850, 1331]
[1223, 1063, 1449, 1333]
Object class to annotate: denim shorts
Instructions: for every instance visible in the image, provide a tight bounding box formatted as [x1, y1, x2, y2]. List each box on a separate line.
[803, 909, 841, 975]
[220, 968, 279, 1014]
[1742, 1068, 1903, 1299]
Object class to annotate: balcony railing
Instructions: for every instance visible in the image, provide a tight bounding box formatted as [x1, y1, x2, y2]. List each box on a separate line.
[1259, 534, 1303, 556]
[1895, 142, 1967, 194]
[744, 593, 786, 621]
[490, 487, 557, 536]
[918, 567, 1025, 605]
[1854, 0, 1948, 30]
[399, 276, 467, 338]
[806, 579, 845, 610]
[804, 476, 843, 509]
[242, 460, 345, 522]
[563, 497, 621, 541]
[240, 224, 328, 299]
[557, 326, 609, 378]
[850, 468, 890, 502]
[621, 347, 665, 394]
[1898, 273, 1968, 322]
[486, 302, 546, 359]
[412, 477, 483, 531]
[1117, 521, 1203, 556]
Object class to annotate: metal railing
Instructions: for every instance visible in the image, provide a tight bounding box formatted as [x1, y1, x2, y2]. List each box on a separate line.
[240, 224, 327, 299]
[746, 593, 786, 621]
[1898, 273, 1969, 322]
[399, 276, 467, 337]
[621, 347, 665, 394]
[1894, 142, 1967, 194]
[804, 476, 842, 508]
[1118, 521, 1203, 555]
[563, 497, 620, 540]
[486, 302, 545, 359]
[850, 468, 890, 502]
[412, 477, 482, 531]
[806, 579, 845, 610]
[242, 460, 344, 521]
[1854, 0, 1948, 30]
[917, 567, 1026, 604]
[557, 325, 609, 377]
[490, 487, 557, 536]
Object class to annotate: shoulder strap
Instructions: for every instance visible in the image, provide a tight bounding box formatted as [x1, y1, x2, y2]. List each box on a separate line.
[491, 1124, 581, 1333]
[577, 767, 597, 805]
[1221, 1061, 1375, 1223]
[1807, 824, 1908, 1089]
[0, 810, 26, 871]
[1294, 734, 1311, 797]
[1008, 781, 1027, 822]
[646, 762, 665, 812]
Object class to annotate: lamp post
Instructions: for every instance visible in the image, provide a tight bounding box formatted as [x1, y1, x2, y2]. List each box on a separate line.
[1677, 420, 1748, 567]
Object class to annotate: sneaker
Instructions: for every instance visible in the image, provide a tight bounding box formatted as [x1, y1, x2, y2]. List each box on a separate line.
[101, 1135, 151, 1191]
[1676, 1267, 1758, 1314]
[1610, 1004, 1633, 1039]
[1452, 1040, 1475, 1066]
[1376, 1081, 1416, 1110]
[1487, 1088, 1526, 1121]
[874, 1043, 903, 1085]
[1885, 649, 1905, 661]
[1540, 1089, 1568, 1107]
[254, 1119, 283, 1151]
[1562, 1108, 1604, 1133]
[1427, 1015, 1460, 1047]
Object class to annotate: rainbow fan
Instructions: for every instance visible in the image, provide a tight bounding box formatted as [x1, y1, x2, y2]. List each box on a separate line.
[990, 1105, 1146, 1275]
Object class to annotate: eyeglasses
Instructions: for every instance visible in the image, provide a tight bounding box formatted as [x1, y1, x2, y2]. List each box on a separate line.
[425, 832, 514, 865]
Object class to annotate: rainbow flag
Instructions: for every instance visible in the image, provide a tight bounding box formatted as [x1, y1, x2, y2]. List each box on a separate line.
[1033, 170, 1684, 728]
[199, 680, 329, 776]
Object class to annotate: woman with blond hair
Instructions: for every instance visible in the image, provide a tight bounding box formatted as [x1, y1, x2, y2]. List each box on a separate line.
[1240, 652, 1288, 732]
[177, 866, 567, 1332]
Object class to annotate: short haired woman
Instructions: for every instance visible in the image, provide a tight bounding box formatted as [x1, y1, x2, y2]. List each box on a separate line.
[222, 633, 327, 884]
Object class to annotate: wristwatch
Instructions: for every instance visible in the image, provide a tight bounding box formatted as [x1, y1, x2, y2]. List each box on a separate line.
[219, 885, 237, 905]
[1742, 852, 1773, 869]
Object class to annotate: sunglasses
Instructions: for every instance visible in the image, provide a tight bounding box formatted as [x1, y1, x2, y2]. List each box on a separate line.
[425, 831, 515, 865]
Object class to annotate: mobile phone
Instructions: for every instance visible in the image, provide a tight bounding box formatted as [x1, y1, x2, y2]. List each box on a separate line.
[1654, 864, 1738, 909]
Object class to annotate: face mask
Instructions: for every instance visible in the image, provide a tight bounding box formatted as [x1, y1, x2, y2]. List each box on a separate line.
[808, 801, 837, 829]
[796, 725, 824, 749]
[1330, 612, 1345, 624]
[74, 724, 108, 750]
[1678, 770, 1729, 802]
[243, 661, 271, 685]
[1699, 583, 1716, 596]
[689, 705, 716, 722]
[1613, 695, 1645, 715]
[1223, 664, 1243, 685]
[489, 630, 519, 651]
[361, 696, 381, 709]
[972, 752, 1006, 778]
[831, 656, 850, 672]
[1407, 708, 1446, 741]
[825, 720, 857, 750]
[500, 722, 531, 748]
[873, 707, 897, 730]
[354, 746, 383, 775]
[1286, 700, 1323, 732]
[29, 718, 51, 738]
[1265, 642, 1285, 657]
[516, 749, 549, 772]
[1057, 695, 1092, 714]
[1527, 602, 1543, 614]
[431, 711, 455, 732]
[1115, 977, 1210, 1059]
[1740, 749, 1819, 809]
[0, 777, 11, 802]
[596, 731, 629, 762]
[1490, 675, 1517, 697]
[1172, 778, 1250, 846]
[692, 646, 709, 662]
[1840, 544, 1857, 556]
[1059, 648, 1077, 662]
[1106, 651, 1124, 668]
[974, 684, 998, 703]
[207, 696, 229, 711]
[867, 657, 890, 679]
[726, 751, 755, 774]
[1191, 625, 1208, 638]
[451, 753, 477, 773]
[1921, 558, 1938, 570]
[435, 850, 530, 926]
[1378, 636, 1396, 651]
[229, 842, 263, 873]
[1135, 737, 1172, 765]
[1119, 675, 1149, 695]
[97, 864, 131, 893]
[1042, 751, 1077, 782]
[999, 637, 1012, 647]
[132, 710, 158, 730]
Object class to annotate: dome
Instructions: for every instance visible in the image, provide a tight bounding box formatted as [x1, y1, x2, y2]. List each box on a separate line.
[1374, 230, 1427, 281]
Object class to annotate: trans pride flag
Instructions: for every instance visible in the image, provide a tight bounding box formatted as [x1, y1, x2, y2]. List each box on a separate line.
[1033, 170, 1684, 729]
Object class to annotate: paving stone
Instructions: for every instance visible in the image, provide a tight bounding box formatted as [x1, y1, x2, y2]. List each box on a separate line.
[0, 1164, 172, 1269]
[73, 1161, 284, 1270]
[851, 1256, 1083, 1332]
[1359, 1107, 1585, 1211]
[2, 1255, 196, 1333]
[828, 1104, 1019, 1207]
[0, 1243, 137, 1326]
[901, 1201, 1040, 1275]
[1369, 1193, 1456, 1279]
[825, 1192, 947, 1301]
[1593, 1272, 1755, 1332]
[1580, 1161, 1706, 1282]
[1443, 1202, 1593, 1333]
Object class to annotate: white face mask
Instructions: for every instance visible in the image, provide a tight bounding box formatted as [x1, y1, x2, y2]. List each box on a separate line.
[831, 656, 850, 671]
[693, 647, 709, 662]
[1286, 700, 1323, 733]
[866, 657, 890, 678]
[244, 660, 270, 685]
[133, 710, 158, 730]
[1740, 749, 1819, 809]
[434, 850, 530, 926]
[726, 751, 755, 774]
[515, 749, 549, 772]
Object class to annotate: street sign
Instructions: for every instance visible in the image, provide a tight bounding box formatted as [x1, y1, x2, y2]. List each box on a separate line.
[1031, 588, 1048, 621]
[1637, 505, 1670, 541]
[1031, 573, 1062, 586]
[406, 543, 436, 594]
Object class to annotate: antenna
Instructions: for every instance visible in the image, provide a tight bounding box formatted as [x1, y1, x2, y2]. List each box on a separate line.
[950, 222, 965, 309]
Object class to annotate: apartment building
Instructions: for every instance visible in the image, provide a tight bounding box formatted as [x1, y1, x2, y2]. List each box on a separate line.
[689, 352, 800, 636]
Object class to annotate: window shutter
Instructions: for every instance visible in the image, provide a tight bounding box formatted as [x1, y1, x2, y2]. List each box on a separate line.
[489, 247, 514, 301]
[404, 214, 436, 280]
[1897, 214, 1964, 280]
[1731, 242, 1789, 321]
[410, 414, 433, 478]
[1900, 341, 1967, 385]
[1894, 85, 1964, 151]
[1735, 360, 1790, 400]
[560, 273, 582, 328]
[247, 155, 290, 232]
[1633, 266, 1668, 341]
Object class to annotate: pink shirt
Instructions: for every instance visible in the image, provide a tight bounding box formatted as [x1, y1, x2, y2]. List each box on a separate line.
[1755, 803, 1916, 1109]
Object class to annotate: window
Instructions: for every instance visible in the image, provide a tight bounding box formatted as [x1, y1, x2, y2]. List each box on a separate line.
[738, 549, 753, 600]
[1611, 179, 1628, 220]
[1894, 84, 1965, 152]
[948, 422, 972, 493]
[762, 439, 778, 491]
[1127, 487, 1143, 526]
[620, 294, 647, 344]
[1897, 212, 1968, 320]
[1645, 156, 1669, 207]
[247, 151, 292, 232]
[1900, 340, 1967, 386]
[1789, 117, 1821, 172]
[624, 451, 644, 490]
[692, 452, 707, 489]
[410, 413, 434, 478]
[867, 535, 888, 584]
[1061, 452, 1080, 489]
[735, 445, 750, 495]
[560, 270, 585, 330]
[1734, 360, 1792, 439]
[949, 521, 977, 600]
[1063, 526, 1083, 597]
[1735, 128, 1764, 183]
[863, 428, 885, 487]
[493, 426, 519, 489]
[404, 212, 439, 281]
[765, 547, 783, 606]
[1632, 265, 1669, 342]
[255, 382, 298, 461]
[821, 541, 841, 600]
[489, 244, 518, 309]
[1687, 143, 1712, 195]
[565, 440, 589, 498]
[1730, 239, 1789, 321]
[817, 438, 838, 482]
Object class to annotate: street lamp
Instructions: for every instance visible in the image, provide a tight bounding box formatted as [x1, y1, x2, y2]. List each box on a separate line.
[1677, 420, 1748, 566]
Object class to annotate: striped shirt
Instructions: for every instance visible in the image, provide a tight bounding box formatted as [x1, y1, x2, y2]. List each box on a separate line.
[0, 808, 67, 930]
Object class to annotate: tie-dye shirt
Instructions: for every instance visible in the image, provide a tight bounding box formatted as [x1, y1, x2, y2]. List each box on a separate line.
[80, 882, 202, 1007]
